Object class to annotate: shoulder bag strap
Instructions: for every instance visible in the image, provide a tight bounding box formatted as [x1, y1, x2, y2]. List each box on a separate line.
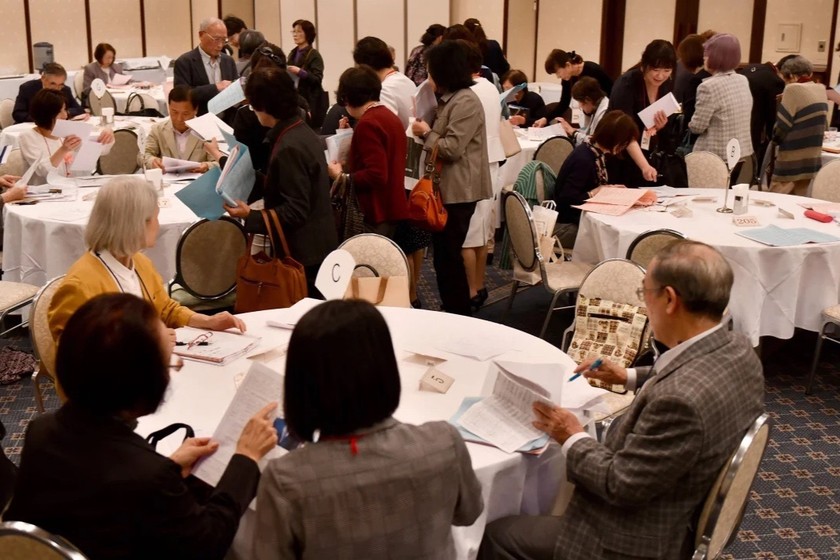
[270, 119, 306, 159]
[258, 209, 278, 254]
[267, 208, 294, 258]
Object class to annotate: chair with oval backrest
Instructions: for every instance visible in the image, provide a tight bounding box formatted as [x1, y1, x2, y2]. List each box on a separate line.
[168, 218, 247, 312]
[561, 259, 650, 422]
[534, 136, 575, 176]
[338, 233, 411, 307]
[0, 521, 89, 560]
[0, 99, 14, 129]
[125, 92, 163, 117]
[811, 159, 840, 202]
[0, 281, 39, 337]
[72, 71, 84, 104]
[96, 129, 139, 175]
[625, 229, 686, 270]
[0, 149, 25, 177]
[29, 275, 64, 413]
[87, 90, 115, 117]
[502, 191, 593, 338]
[686, 151, 730, 189]
[693, 413, 771, 560]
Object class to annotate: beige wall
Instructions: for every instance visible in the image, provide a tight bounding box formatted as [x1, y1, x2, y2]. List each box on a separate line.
[451, 0, 504, 44]
[506, 0, 537, 80]
[623, 0, 677, 72]
[280, 0, 316, 54]
[358, 0, 407, 75]
[762, 0, 833, 67]
[698, 0, 754, 63]
[315, 0, 355, 103]
[144, 0, 192, 59]
[406, 0, 450, 67]
[254, 0, 283, 46]
[89, 0, 143, 60]
[221, 0, 255, 28]
[29, 0, 89, 72]
[536, 0, 603, 84]
[0, 0, 29, 75]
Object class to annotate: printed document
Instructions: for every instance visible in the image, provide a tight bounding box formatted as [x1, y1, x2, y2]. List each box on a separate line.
[162, 156, 201, 173]
[192, 362, 284, 486]
[186, 113, 234, 142]
[110, 73, 132, 86]
[52, 119, 95, 140]
[735, 225, 840, 247]
[325, 129, 353, 164]
[173, 326, 260, 365]
[207, 78, 245, 115]
[69, 141, 103, 173]
[638, 92, 680, 130]
[413, 80, 437, 123]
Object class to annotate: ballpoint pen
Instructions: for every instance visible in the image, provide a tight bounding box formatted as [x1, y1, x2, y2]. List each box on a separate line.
[568, 357, 603, 382]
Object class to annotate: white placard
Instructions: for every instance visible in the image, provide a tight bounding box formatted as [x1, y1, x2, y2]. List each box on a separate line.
[90, 78, 106, 99]
[637, 92, 680, 129]
[726, 138, 741, 171]
[419, 367, 454, 394]
[315, 249, 356, 301]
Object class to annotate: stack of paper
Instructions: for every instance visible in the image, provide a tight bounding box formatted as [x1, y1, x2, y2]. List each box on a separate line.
[110, 73, 132, 86]
[161, 156, 201, 174]
[265, 298, 323, 329]
[325, 129, 353, 164]
[173, 327, 260, 365]
[735, 225, 840, 247]
[186, 113, 234, 142]
[638, 93, 680, 129]
[413, 80, 437, 124]
[573, 187, 658, 216]
[526, 123, 566, 142]
[207, 78, 245, 115]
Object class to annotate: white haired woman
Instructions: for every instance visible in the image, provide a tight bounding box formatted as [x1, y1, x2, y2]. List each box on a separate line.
[48, 177, 245, 366]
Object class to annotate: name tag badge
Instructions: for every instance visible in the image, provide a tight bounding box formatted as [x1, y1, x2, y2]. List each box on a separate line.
[641, 130, 652, 151]
[419, 367, 454, 394]
[571, 108, 582, 125]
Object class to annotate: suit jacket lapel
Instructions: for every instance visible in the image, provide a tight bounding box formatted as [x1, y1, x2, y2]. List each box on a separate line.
[648, 327, 731, 385]
[162, 120, 180, 159]
[184, 132, 202, 161]
[192, 48, 209, 86]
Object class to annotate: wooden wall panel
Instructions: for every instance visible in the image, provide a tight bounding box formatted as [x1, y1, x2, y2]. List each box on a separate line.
[280, 0, 316, 54]
[406, 0, 449, 69]
[316, 0, 355, 104]
[698, 0, 754, 63]
[29, 0, 89, 72]
[144, 0, 192, 58]
[254, 0, 283, 46]
[536, 0, 603, 84]
[89, 0, 143, 60]
[190, 0, 219, 47]
[506, 0, 537, 81]
[450, 0, 504, 42]
[0, 0, 29, 74]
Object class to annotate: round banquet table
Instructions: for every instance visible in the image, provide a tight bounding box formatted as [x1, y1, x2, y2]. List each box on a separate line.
[0, 116, 156, 151]
[499, 134, 543, 187]
[572, 188, 840, 345]
[1, 182, 198, 287]
[135, 306, 589, 560]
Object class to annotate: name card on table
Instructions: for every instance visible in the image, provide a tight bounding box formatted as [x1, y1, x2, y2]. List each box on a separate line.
[420, 367, 454, 394]
[732, 215, 760, 227]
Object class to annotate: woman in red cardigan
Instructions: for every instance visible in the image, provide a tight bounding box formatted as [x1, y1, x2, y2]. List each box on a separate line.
[328, 65, 408, 239]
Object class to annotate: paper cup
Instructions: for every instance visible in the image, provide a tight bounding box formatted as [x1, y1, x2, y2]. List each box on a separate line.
[101, 107, 115, 124]
[145, 168, 163, 191]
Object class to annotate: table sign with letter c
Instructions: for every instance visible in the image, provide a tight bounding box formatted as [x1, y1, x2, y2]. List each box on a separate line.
[420, 367, 454, 394]
[314, 249, 356, 300]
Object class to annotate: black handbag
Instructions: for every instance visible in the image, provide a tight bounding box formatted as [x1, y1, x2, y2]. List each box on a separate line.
[145, 423, 194, 448]
[330, 173, 366, 242]
[649, 150, 689, 188]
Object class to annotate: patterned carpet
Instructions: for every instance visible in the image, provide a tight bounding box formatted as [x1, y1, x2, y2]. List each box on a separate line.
[2, 260, 839, 559]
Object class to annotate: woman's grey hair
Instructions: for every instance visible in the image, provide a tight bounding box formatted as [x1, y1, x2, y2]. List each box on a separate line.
[780, 56, 813, 79]
[239, 30, 266, 58]
[85, 177, 158, 258]
[650, 240, 733, 321]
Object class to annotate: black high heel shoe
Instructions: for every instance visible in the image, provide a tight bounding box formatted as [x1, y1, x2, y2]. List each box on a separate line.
[470, 288, 489, 312]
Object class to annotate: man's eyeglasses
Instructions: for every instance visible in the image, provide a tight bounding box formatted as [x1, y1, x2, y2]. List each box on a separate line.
[636, 285, 665, 300]
[204, 33, 229, 45]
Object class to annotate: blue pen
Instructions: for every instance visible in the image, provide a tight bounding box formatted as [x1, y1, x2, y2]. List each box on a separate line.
[569, 358, 603, 382]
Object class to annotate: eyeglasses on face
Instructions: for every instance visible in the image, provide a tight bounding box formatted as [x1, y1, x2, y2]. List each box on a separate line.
[636, 285, 665, 300]
[204, 32, 229, 45]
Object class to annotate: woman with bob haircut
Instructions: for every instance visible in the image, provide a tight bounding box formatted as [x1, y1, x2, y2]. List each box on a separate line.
[689, 33, 753, 169]
[501, 69, 546, 128]
[18, 89, 114, 185]
[552, 110, 639, 249]
[533, 49, 612, 128]
[411, 40, 492, 315]
[252, 299, 483, 559]
[224, 67, 337, 293]
[49, 178, 245, 355]
[327, 65, 408, 237]
[82, 42, 134, 101]
[8, 293, 278, 560]
[560, 76, 609, 146]
[608, 39, 677, 185]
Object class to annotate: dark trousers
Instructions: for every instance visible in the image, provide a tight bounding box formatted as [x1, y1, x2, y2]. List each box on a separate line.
[478, 515, 562, 559]
[432, 202, 476, 315]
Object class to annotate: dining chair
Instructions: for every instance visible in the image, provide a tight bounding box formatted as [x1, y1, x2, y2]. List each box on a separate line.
[87, 90, 115, 117]
[811, 160, 840, 202]
[125, 92, 163, 117]
[0, 521, 89, 559]
[0, 99, 13, 129]
[806, 304, 840, 394]
[625, 229, 686, 270]
[29, 275, 65, 413]
[72, 71, 84, 104]
[693, 413, 771, 560]
[337, 233, 411, 308]
[501, 191, 592, 338]
[0, 148, 24, 177]
[0, 281, 39, 337]
[533, 136, 575, 176]
[685, 151, 730, 189]
[169, 218, 247, 312]
[96, 129, 139, 175]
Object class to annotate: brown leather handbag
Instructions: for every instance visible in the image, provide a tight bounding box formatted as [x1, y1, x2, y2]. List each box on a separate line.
[234, 209, 307, 312]
[407, 143, 448, 232]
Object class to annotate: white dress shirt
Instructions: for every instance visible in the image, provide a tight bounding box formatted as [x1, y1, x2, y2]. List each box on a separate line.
[199, 46, 221, 86]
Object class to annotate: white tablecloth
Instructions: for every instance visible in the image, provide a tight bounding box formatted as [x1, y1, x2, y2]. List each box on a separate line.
[573, 189, 840, 345]
[104, 85, 168, 116]
[499, 135, 543, 187]
[135, 306, 588, 560]
[0, 116, 157, 151]
[0, 73, 39, 101]
[1, 182, 197, 286]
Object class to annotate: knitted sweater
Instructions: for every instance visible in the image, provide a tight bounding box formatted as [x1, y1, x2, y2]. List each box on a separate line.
[772, 82, 827, 182]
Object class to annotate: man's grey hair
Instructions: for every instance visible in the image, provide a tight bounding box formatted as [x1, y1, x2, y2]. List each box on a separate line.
[780, 56, 813, 80]
[85, 177, 158, 258]
[199, 17, 224, 32]
[650, 240, 733, 321]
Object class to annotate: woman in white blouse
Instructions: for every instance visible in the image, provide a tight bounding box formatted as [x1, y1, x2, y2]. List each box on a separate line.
[18, 89, 113, 185]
